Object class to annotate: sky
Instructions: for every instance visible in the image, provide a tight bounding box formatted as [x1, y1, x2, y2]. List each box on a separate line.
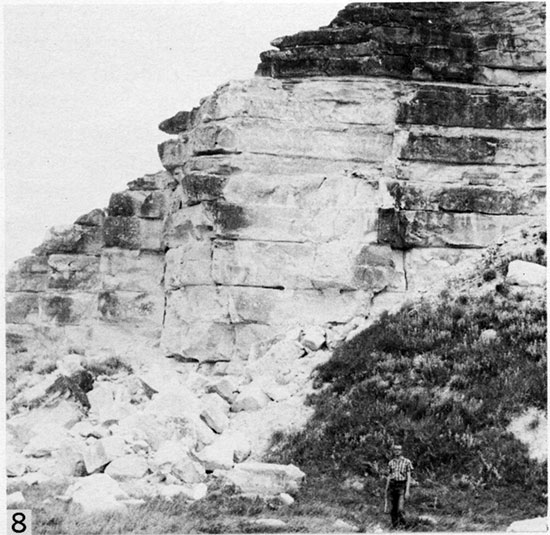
[4, 2, 341, 268]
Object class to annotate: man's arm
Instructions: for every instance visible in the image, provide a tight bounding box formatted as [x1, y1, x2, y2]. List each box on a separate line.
[384, 474, 390, 512]
[405, 462, 411, 499]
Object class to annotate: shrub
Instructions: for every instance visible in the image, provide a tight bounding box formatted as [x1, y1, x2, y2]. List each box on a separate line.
[495, 283, 509, 297]
[85, 356, 133, 377]
[266, 287, 546, 511]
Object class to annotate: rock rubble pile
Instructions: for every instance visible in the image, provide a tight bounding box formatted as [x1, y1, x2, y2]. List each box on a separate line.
[6, 320, 360, 511]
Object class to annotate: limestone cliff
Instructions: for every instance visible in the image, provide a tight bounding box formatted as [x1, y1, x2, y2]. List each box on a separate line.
[6, 2, 546, 365]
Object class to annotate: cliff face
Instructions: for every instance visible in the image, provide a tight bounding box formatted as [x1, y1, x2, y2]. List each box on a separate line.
[258, 2, 545, 84]
[6, 2, 546, 364]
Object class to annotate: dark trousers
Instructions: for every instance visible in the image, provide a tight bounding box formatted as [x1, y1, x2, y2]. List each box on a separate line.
[387, 480, 406, 528]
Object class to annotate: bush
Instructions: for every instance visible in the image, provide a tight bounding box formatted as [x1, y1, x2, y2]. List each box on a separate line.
[85, 356, 133, 377]
[266, 287, 546, 513]
[495, 283, 509, 297]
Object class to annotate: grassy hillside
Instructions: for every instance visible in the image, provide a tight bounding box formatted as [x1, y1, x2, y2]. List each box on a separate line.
[264, 233, 547, 530]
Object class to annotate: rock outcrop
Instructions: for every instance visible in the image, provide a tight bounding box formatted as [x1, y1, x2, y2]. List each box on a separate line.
[5, 2, 547, 500]
[7, 2, 545, 365]
[257, 2, 545, 86]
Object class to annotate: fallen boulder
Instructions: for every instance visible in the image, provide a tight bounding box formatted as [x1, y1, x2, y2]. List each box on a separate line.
[278, 492, 295, 506]
[83, 436, 127, 474]
[300, 326, 326, 351]
[105, 454, 149, 480]
[70, 421, 104, 439]
[261, 382, 292, 402]
[64, 473, 129, 514]
[116, 413, 184, 451]
[150, 440, 206, 483]
[8, 399, 84, 444]
[194, 437, 234, 471]
[200, 394, 230, 433]
[506, 260, 546, 286]
[232, 383, 270, 412]
[507, 517, 547, 532]
[151, 440, 189, 472]
[250, 518, 287, 529]
[219, 461, 305, 495]
[22, 424, 72, 458]
[245, 338, 306, 386]
[14, 374, 58, 407]
[507, 408, 547, 463]
[207, 377, 239, 403]
[418, 515, 438, 527]
[7, 446, 27, 477]
[172, 458, 206, 484]
[225, 431, 252, 463]
[145, 388, 202, 420]
[121, 376, 158, 404]
[87, 383, 134, 424]
[7, 491, 26, 507]
[195, 419, 216, 450]
[158, 483, 208, 501]
[333, 519, 360, 532]
[52, 438, 86, 476]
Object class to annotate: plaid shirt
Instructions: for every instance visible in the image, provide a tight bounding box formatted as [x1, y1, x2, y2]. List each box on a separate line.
[388, 456, 413, 481]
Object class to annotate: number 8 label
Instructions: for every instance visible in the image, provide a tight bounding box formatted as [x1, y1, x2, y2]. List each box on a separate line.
[7, 510, 31, 534]
[12, 513, 26, 533]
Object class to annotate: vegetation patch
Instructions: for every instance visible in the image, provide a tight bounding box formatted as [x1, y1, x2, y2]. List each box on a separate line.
[264, 278, 546, 530]
[85, 356, 133, 378]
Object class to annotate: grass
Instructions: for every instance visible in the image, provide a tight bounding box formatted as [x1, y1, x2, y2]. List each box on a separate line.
[12, 475, 539, 533]
[84, 356, 133, 378]
[9, 480, 366, 534]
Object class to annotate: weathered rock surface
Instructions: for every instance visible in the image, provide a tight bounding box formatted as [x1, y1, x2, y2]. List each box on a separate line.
[219, 462, 305, 495]
[83, 436, 128, 474]
[301, 326, 326, 352]
[207, 377, 239, 404]
[194, 438, 235, 471]
[333, 519, 360, 532]
[7, 447, 27, 477]
[507, 517, 547, 532]
[5, 3, 547, 509]
[232, 383, 271, 413]
[7, 491, 26, 507]
[64, 474, 129, 514]
[172, 458, 206, 484]
[105, 455, 149, 480]
[158, 483, 208, 501]
[200, 394, 230, 433]
[506, 260, 546, 286]
[257, 2, 545, 86]
[7, 53, 545, 359]
[507, 408, 547, 463]
[152, 440, 190, 471]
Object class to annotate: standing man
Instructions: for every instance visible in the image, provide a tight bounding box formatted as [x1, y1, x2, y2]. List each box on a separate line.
[384, 444, 413, 529]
